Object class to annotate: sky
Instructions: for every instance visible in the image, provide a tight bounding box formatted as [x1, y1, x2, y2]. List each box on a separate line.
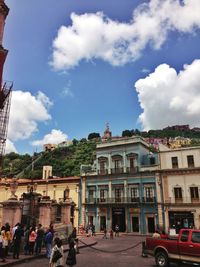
[3, 0, 200, 154]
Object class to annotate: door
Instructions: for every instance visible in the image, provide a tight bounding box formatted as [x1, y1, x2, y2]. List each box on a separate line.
[188, 231, 200, 260]
[100, 216, 106, 231]
[132, 217, 139, 232]
[179, 230, 191, 259]
[147, 217, 155, 233]
[112, 208, 126, 232]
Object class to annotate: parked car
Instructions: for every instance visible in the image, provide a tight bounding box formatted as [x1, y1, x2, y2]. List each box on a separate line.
[145, 229, 200, 267]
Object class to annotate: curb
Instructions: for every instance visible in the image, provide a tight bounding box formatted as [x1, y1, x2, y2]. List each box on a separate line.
[0, 241, 97, 267]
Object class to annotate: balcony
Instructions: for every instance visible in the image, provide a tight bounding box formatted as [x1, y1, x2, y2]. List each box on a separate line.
[165, 197, 200, 205]
[126, 167, 138, 174]
[111, 167, 124, 174]
[98, 169, 108, 175]
[142, 197, 156, 203]
[85, 197, 140, 204]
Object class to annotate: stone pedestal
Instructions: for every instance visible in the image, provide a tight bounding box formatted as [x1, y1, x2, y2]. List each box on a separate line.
[1, 199, 22, 227]
[61, 199, 71, 225]
[39, 200, 52, 228]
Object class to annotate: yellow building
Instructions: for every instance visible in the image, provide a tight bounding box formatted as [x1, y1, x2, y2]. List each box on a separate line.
[0, 176, 80, 228]
[169, 136, 191, 149]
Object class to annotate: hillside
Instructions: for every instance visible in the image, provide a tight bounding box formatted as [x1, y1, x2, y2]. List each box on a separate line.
[2, 139, 97, 179]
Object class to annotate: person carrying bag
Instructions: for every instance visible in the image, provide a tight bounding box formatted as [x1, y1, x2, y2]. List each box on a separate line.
[66, 241, 76, 267]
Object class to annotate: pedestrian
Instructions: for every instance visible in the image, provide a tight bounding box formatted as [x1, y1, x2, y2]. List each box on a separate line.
[29, 226, 37, 255]
[13, 223, 23, 259]
[49, 237, 64, 267]
[35, 224, 44, 254]
[4, 223, 11, 257]
[24, 227, 30, 255]
[66, 241, 76, 267]
[0, 229, 6, 262]
[110, 229, 114, 239]
[45, 229, 53, 259]
[115, 224, 119, 237]
[103, 228, 107, 239]
[92, 224, 95, 236]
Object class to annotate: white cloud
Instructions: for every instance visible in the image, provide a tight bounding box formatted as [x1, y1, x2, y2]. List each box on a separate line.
[50, 0, 200, 70]
[135, 59, 200, 130]
[8, 91, 53, 141]
[5, 139, 17, 154]
[32, 129, 68, 147]
[62, 81, 74, 97]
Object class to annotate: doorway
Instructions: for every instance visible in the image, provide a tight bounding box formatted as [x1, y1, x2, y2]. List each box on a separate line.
[147, 217, 155, 233]
[100, 216, 106, 231]
[112, 207, 126, 232]
[132, 216, 139, 232]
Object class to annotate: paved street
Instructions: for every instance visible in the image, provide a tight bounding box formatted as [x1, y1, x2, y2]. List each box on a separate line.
[17, 235, 156, 267]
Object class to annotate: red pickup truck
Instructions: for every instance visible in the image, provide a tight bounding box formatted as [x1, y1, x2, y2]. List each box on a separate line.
[145, 229, 200, 267]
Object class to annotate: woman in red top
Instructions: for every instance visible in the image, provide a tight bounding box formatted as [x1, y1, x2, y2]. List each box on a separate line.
[29, 227, 37, 255]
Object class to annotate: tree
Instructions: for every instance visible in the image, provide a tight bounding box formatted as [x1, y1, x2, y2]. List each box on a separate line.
[88, 132, 100, 140]
[122, 130, 132, 137]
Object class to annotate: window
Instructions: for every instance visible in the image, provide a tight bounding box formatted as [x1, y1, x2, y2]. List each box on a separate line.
[130, 158, 134, 168]
[192, 232, 200, 243]
[144, 187, 154, 202]
[88, 189, 95, 202]
[172, 157, 178, 168]
[190, 187, 199, 199]
[149, 157, 155, 165]
[180, 230, 189, 242]
[100, 189, 107, 202]
[115, 188, 121, 202]
[130, 187, 138, 201]
[187, 155, 194, 168]
[174, 187, 182, 199]
[114, 160, 120, 169]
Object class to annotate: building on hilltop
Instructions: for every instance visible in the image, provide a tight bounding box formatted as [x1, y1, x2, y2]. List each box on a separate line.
[80, 135, 161, 234]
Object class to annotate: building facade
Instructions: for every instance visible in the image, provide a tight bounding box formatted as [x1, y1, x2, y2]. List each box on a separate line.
[159, 146, 200, 233]
[0, 175, 80, 228]
[81, 136, 160, 234]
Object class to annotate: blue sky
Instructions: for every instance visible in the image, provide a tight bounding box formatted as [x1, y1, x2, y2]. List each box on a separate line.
[3, 0, 200, 154]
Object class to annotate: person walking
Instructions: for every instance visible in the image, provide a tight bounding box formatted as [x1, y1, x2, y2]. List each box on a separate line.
[24, 227, 30, 255]
[49, 237, 64, 267]
[35, 224, 44, 254]
[109, 229, 114, 239]
[45, 229, 53, 259]
[4, 223, 11, 257]
[103, 228, 107, 239]
[66, 241, 76, 267]
[115, 224, 119, 237]
[13, 224, 23, 259]
[29, 227, 37, 255]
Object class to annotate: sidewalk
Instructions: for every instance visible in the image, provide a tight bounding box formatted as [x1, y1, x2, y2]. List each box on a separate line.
[0, 237, 97, 267]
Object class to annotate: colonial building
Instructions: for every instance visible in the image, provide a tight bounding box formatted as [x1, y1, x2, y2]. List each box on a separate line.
[80, 136, 160, 234]
[0, 172, 80, 229]
[159, 145, 200, 233]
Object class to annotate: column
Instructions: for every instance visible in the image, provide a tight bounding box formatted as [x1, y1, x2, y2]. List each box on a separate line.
[123, 152, 126, 173]
[109, 181, 112, 198]
[61, 199, 71, 225]
[108, 154, 111, 174]
[124, 180, 127, 198]
[155, 173, 163, 229]
[39, 200, 52, 228]
[1, 200, 22, 228]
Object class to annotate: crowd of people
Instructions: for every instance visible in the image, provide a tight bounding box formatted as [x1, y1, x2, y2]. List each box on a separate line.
[0, 222, 77, 267]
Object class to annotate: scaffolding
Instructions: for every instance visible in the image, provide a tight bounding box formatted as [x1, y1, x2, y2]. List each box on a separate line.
[0, 81, 13, 167]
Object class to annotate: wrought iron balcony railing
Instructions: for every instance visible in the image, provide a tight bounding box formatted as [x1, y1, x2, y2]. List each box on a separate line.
[165, 197, 200, 204]
[98, 169, 108, 175]
[85, 196, 151, 204]
[111, 167, 124, 174]
[126, 167, 139, 174]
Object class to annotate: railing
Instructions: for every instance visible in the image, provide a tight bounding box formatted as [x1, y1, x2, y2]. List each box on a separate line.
[142, 197, 156, 203]
[98, 169, 108, 175]
[126, 167, 138, 174]
[111, 167, 124, 174]
[85, 197, 154, 204]
[165, 197, 200, 204]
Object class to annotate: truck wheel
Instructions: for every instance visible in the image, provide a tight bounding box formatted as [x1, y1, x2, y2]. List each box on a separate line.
[155, 252, 169, 267]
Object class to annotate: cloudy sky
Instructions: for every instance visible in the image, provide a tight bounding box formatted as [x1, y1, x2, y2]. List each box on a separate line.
[3, 0, 200, 154]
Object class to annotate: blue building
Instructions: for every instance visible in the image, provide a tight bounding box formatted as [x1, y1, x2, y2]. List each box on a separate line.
[80, 133, 160, 234]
